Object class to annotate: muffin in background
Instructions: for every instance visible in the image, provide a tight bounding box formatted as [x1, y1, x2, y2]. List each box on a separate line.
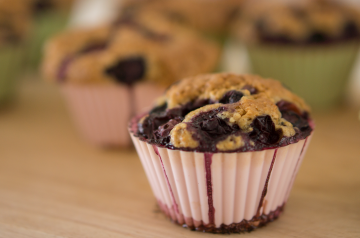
[25, 0, 75, 69]
[42, 13, 220, 147]
[120, 0, 244, 44]
[0, 0, 31, 106]
[232, 0, 360, 108]
[129, 73, 314, 233]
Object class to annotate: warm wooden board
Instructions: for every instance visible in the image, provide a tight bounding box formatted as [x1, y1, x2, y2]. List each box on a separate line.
[0, 79, 359, 238]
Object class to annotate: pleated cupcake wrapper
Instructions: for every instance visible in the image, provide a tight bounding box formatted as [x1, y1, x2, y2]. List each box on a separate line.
[247, 41, 360, 109]
[131, 134, 312, 228]
[0, 46, 24, 105]
[61, 84, 165, 147]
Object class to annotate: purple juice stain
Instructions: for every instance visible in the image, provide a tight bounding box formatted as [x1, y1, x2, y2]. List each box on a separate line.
[204, 153, 215, 225]
[256, 149, 278, 217]
[105, 57, 146, 86]
[152, 145, 179, 214]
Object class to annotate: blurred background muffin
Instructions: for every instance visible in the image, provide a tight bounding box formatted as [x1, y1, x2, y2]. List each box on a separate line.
[25, 0, 75, 69]
[0, 0, 31, 106]
[42, 13, 220, 147]
[232, 0, 360, 109]
[119, 0, 245, 44]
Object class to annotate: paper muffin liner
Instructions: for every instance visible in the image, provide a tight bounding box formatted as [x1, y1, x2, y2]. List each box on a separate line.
[130, 131, 312, 233]
[0, 45, 24, 106]
[27, 12, 69, 69]
[62, 83, 165, 147]
[247, 41, 360, 109]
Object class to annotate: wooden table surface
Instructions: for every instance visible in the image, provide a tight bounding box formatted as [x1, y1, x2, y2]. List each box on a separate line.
[0, 79, 360, 238]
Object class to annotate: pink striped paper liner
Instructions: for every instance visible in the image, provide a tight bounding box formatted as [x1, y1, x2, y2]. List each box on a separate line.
[130, 133, 312, 232]
[61, 83, 165, 147]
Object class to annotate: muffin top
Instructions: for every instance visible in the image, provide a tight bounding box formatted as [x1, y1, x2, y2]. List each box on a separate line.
[120, 0, 244, 35]
[0, 0, 31, 47]
[133, 73, 313, 153]
[26, 0, 74, 15]
[233, 0, 360, 45]
[42, 13, 220, 86]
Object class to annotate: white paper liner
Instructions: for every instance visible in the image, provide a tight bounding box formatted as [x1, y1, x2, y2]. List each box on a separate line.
[62, 83, 165, 146]
[131, 134, 312, 228]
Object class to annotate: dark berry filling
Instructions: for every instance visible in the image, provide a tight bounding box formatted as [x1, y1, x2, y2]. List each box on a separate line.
[105, 57, 146, 86]
[249, 116, 281, 145]
[137, 99, 214, 145]
[242, 85, 258, 94]
[134, 99, 313, 152]
[219, 91, 244, 104]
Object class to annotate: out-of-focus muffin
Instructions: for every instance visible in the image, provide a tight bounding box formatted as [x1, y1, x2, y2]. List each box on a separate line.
[42, 13, 220, 147]
[0, 0, 31, 106]
[232, 0, 360, 108]
[25, 0, 75, 69]
[129, 73, 314, 233]
[120, 0, 244, 42]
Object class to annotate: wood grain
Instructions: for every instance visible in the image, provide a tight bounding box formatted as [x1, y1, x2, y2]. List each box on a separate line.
[0, 79, 359, 238]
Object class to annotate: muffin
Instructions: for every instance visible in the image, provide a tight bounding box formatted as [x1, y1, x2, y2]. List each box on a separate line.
[0, 0, 30, 105]
[120, 0, 244, 43]
[129, 73, 314, 233]
[42, 13, 220, 147]
[233, 0, 360, 108]
[25, 0, 75, 68]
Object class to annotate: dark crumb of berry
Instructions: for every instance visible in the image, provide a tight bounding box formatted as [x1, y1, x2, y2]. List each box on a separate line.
[219, 91, 244, 104]
[105, 57, 146, 85]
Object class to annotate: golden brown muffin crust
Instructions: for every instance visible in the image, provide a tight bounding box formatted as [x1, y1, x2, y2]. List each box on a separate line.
[163, 73, 310, 149]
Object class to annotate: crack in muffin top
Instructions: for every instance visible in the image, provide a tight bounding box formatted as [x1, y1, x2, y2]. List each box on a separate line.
[233, 0, 360, 45]
[134, 73, 313, 153]
[42, 12, 220, 87]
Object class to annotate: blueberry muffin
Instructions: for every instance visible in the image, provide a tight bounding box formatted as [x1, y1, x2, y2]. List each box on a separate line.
[130, 73, 314, 233]
[0, 0, 31, 105]
[232, 0, 360, 108]
[25, 0, 75, 68]
[120, 0, 244, 41]
[42, 13, 220, 147]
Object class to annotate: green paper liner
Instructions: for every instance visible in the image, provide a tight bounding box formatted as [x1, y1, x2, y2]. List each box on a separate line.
[26, 12, 69, 69]
[0, 45, 23, 105]
[247, 41, 360, 109]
